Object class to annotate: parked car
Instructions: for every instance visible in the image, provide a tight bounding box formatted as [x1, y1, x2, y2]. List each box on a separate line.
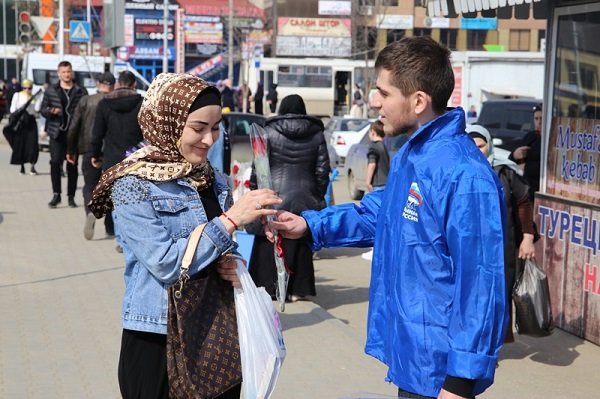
[223, 112, 267, 164]
[224, 112, 338, 170]
[476, 99, 542, 151]
[326, 117, 371, 164]
[345, 129, 408, 200]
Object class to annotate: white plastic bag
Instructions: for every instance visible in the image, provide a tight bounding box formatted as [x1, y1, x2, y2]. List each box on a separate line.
[234, 257, 286, 399]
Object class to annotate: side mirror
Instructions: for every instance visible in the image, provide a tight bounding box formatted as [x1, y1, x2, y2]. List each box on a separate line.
[493, 138, 503, 147]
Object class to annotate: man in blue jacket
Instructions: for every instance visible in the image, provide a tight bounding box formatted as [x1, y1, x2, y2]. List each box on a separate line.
[268, 36, 507, 399]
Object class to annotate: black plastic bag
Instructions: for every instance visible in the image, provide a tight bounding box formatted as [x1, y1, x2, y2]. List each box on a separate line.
[512, 259, 554, 337]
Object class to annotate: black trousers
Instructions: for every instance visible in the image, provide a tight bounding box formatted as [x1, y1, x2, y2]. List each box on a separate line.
[49, 136, 78, 196]
[118, 329, 242, 399]
[398, 388, 475, 399]
[81, 153, 102, 214]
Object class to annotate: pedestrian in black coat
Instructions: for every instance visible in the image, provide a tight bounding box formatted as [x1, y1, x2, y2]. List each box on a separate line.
[247, 94, 330, 301]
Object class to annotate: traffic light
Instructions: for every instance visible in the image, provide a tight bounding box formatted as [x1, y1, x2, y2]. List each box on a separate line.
[18, 11, 32, 45]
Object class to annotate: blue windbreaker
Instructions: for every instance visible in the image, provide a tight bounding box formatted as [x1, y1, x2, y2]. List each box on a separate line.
[303, 108, 507, 397]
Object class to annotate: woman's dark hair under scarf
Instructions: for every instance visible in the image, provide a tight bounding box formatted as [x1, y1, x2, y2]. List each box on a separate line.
[278, 94, 307, 115]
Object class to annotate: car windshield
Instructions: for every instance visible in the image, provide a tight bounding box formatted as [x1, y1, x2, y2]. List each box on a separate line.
[339, 119, 369, 131]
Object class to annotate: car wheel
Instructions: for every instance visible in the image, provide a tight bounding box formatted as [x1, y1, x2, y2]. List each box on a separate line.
[347, 170, 364, 200]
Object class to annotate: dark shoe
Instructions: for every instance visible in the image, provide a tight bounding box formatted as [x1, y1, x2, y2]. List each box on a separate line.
[83, 213, 96, 240]
[48, 194, 61, 208]
[20, 165, 25, 175]
[68, 197, 77, 208]
[29, 166, 38, 176]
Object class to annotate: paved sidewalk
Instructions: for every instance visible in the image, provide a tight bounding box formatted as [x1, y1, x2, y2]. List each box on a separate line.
[0, 140, 598, 398]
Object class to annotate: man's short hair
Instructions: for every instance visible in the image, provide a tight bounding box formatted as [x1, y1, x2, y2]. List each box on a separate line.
[375, 36, 454, 114]
[97, 72, 116, 86]
[58, 61, 72, 69]
[370, 120, 385, 138]
[118, 71, 136, 87]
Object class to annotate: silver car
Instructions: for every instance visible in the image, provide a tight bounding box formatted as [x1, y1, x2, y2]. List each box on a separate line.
[345, 132, 407, 200]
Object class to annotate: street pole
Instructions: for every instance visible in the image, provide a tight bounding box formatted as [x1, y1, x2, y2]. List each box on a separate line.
[59, 0, 64, 58]
[162, 0, 168, 73]
[227, 0, 234, 83]
[87, 0, 91, 55]
[3, 0, 7, 78]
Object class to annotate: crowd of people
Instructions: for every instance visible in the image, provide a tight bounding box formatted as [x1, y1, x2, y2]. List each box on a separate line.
[0, 35, 548, 399]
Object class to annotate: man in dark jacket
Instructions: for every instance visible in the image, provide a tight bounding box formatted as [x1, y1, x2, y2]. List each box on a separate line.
[66, 72, 115, 240]
[41, 61, 88, 208]
[90, 71, 143, 236]
[509, 104, 543, 199]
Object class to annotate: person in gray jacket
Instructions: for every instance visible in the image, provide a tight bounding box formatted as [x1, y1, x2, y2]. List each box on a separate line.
[66, 71, 115, 240]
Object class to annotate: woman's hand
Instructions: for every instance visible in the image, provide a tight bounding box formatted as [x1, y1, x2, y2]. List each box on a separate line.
[217, 255, 242, 288]
[220, 188, 282, 232]
[518, 233, 536, 260]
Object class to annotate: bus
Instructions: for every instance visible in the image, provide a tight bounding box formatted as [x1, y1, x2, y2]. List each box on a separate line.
[245, 57, 375, 117]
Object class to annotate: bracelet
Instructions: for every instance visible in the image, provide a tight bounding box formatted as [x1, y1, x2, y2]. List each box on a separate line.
[221, 212, 239, 230]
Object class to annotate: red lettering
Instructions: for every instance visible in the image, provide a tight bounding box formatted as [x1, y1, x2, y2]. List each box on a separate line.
[584, 263, 599, 294]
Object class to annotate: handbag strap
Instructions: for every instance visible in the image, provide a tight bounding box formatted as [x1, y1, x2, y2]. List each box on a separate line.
[174, 223, 206, 298]
[13, 90, 41, 115]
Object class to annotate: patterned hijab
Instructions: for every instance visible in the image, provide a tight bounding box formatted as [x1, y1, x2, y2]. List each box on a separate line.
[89, 73, 220, 218]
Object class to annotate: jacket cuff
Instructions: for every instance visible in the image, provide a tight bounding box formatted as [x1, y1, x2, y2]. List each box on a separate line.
[442, 376, 475, 398]
[300, 210, 322, 251]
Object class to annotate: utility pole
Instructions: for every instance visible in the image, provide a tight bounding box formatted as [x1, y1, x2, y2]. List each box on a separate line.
[162, 0, 168, 72]
[87, 0, 91, 55]
[3, 0, 7, 78]
[59, 0, 64, 58]
[227, 0, 234, 82]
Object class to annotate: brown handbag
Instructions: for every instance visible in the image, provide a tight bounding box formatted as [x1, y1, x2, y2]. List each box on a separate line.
[166, 224, 242, 399]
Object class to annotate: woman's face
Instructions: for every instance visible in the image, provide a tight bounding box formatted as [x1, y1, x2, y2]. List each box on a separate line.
[179, 105, 221, 165]
[473, 137, 489, 157]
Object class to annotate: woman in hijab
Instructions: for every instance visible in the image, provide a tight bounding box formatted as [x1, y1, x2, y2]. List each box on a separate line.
[247, 94, 330, 302]
[466, 124, 535, 343]
[253, 81, 264, 115]
[8, 79, 41, 175]
[89, 73, 281, 399]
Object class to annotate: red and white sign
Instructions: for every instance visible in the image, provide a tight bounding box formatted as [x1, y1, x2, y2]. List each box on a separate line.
[124, 14, 135, 47]
[278, 17, 351, 38]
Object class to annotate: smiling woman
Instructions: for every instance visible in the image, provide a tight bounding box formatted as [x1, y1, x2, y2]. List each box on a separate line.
[87, 73, 282, 399]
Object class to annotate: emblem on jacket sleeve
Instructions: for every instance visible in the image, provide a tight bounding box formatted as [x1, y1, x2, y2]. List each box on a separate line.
[402, 182, 422, 222]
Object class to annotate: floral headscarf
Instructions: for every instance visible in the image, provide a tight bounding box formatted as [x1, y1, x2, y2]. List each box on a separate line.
[89, 73, 220, 218]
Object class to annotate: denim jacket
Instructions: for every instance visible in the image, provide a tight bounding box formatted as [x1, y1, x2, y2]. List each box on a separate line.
[112, 171, 237, 334]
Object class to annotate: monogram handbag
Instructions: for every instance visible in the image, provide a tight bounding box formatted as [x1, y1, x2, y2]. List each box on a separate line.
[167, 224, 242, 399]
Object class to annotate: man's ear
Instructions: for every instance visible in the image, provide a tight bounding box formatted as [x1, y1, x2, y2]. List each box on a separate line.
[413, 91, 432, 116]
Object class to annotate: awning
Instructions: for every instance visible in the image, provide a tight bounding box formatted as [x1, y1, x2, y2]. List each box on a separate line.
[424, 0, 548, 18]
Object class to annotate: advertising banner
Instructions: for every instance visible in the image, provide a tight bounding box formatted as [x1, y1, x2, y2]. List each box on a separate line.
[277, 17, 351, 38]
[135, 18, 174, 41]
[546, 117, 600, 205]
[184, 15, 223, 44]
[450, 66, 462, 107]
[276, 36, 351, 57]
[318, 0, 351, 16]
[535, 194, 600, 344]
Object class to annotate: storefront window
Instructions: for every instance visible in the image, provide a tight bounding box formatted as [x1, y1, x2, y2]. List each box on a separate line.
[553, 8, 600, 119]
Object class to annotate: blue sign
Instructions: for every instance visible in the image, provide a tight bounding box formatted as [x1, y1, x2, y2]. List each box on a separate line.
[460, 18, 497, 30]
[69, 20, 91, 43]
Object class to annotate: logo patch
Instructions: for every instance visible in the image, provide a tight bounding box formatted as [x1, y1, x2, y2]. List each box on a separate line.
[402, 182, 422, 222]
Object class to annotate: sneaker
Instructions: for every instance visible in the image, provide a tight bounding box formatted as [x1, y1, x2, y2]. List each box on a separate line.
[29, 167, 38, 176]
[115, 245, 123, 253]
[68, 197, 77, 208]
[361, 249, 373, 261]
[48, 194, 61, 208]
[83, 213, 96, 240]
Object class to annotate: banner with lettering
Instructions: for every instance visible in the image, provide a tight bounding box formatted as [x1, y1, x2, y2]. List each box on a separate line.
[546, 117, 600, 204]
[535, 194, 600, 345]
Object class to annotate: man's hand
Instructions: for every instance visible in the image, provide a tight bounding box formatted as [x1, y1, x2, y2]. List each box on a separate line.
[266, 211, 308, 242]
[66, 154, 77, 165]
[438, 389, 469, 399]
[512, 146, 530, 162]
[91, 157, 102, 169]
[366, 182, 373, 192]
[49, 107, 62, 115]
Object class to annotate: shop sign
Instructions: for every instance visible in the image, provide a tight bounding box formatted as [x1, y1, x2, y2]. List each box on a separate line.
[276, 36, 351, 57]
[278, 17, 351, 38]
[318, 1, 351, 16]
[184, 15, 223, 44]
[376, 14, 413, 30]
[546, 117, 600, 204]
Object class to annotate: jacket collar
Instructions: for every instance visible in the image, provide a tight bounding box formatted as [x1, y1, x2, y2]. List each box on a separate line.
[406, 107, 466, 147]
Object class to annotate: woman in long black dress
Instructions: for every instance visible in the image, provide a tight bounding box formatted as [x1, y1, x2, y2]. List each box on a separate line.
[248, 94, 330, 301]
[8, 79, 41, 175]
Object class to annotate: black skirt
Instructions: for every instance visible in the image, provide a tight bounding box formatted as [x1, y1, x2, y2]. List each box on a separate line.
[9, 113, 39, 165]
[249, 235, 316, 298]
